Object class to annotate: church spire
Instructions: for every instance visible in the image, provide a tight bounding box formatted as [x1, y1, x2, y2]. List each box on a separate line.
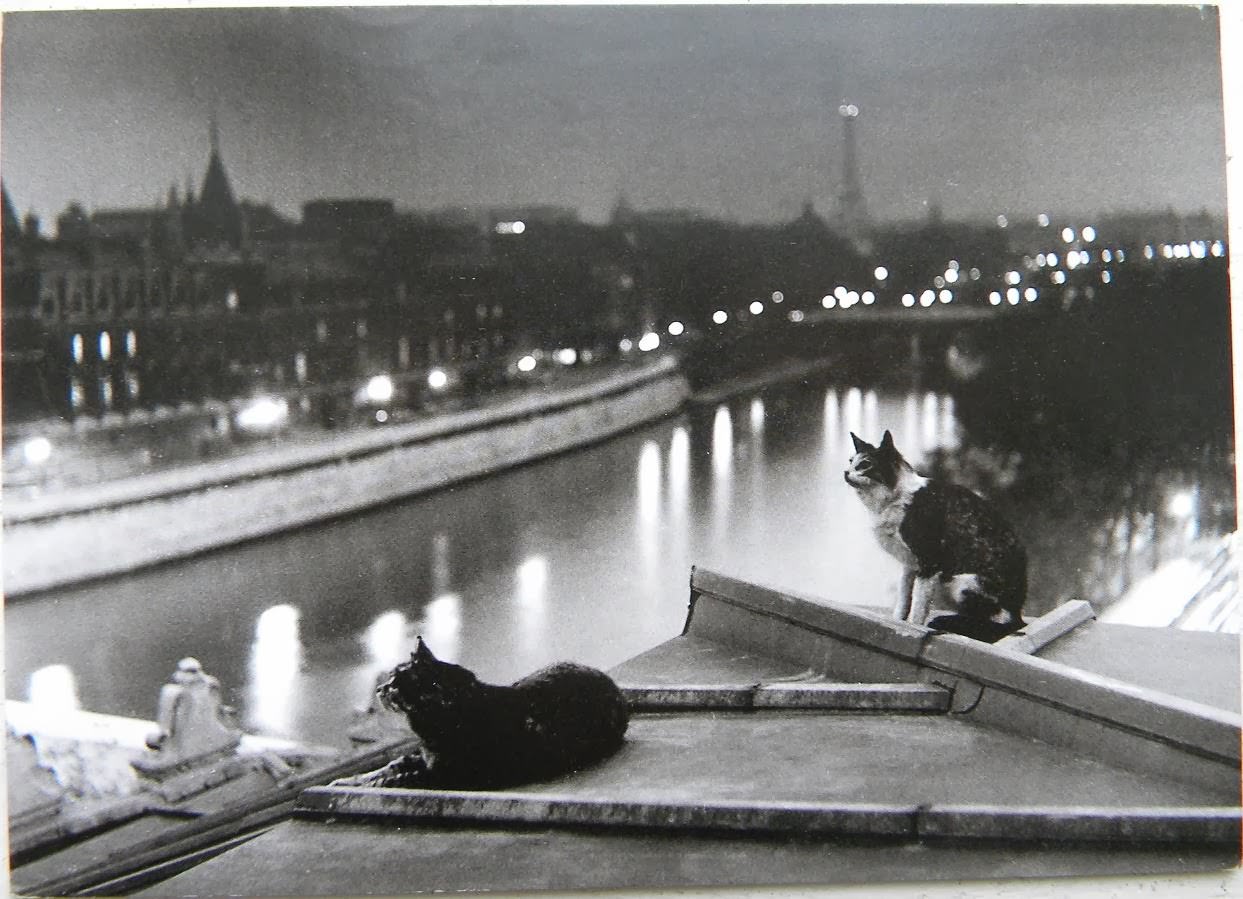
[186, 110, 243, 250]
[209, 105, 221, 159]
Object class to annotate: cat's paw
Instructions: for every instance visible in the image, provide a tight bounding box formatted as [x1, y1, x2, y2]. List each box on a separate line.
[330, 754, 427, 789]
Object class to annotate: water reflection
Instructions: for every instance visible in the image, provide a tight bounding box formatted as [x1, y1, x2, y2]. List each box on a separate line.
[246, 604, 303, 738]
[432, 532, 452, 595]
[418, 593, 462, 662]
[749, 397, 765, 436]
[515, 555, 548, 653]
[29, 663, 80, 713]
[637, 440, 662, 525]
[824, 388, 840, 457]
[921, 392, 938, 453]
[364, 610, 409, 670]
[711, 405, 732, 481]
[669, 425, 690, 517]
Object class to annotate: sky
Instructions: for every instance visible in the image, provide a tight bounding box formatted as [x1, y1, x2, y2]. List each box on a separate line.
[0, 5, 1230, 227]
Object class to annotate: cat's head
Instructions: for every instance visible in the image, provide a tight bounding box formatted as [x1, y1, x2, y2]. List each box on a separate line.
[844, 431, 906, 494]
[377, 636, 480, 715]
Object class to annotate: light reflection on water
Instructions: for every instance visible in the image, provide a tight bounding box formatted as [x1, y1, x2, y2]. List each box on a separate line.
[4, 381, 1035, 745]
[246, 604, 303, 738]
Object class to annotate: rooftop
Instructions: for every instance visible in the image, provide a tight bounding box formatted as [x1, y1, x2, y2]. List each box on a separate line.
[138, 568, 1241, 895]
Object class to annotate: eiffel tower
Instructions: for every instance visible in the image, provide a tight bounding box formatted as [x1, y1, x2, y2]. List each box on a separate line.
[835, 102, 870, 250]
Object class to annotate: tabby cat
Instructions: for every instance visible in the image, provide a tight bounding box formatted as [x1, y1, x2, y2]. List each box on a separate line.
[334, 637, 630, 789]
[845, 431, 1026, 642]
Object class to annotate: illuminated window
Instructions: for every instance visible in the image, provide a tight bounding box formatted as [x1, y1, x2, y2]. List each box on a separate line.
[99, 331, 112, 362]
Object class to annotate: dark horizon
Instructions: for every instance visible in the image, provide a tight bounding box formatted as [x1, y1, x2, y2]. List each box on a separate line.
[0, 5, 1230, 228]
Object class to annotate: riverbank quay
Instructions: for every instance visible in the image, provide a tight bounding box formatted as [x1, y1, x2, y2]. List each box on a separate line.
[2, 356, 690, 597]
[141, 568, 1242, 895]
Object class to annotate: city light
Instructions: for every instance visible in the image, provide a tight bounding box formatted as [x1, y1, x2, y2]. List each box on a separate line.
[1006, 288, 1020, 305]
[667, 321, 684, 336]
[424, 368, 447, 390]
[938, 289, 953, 304]
[1047, 253, 1059, 267]
[997, 214, 1009, 228]
[126, 329, 138, 356]
[1102, 249, 1113, 263]
[71, 333, 84, 364]
[236, 396, 289, 432]
[771, 291, 784, 303]
[1191, 241, 1206, 259]
[1037, 213, 1051, 227]
[944, 268, 959, 284]
[494, 220, 526, 235]
[988, 292, 1002, 306]
[1024, 287, 1038, 302]
[1144, 245, 1155, 259]
[555, 348, 577, 365]
[934, 276, 946, 289]
[788, 310, 805, 323]
[712, 310, 728, 324]
[1036, 253, 1046, 267]
[1061, 227, 1075, 243]
[365, 374, 394, 403]
[947, 260, 959, 271]
[518, 354, 538, 371]
[902, 294, 915, 308]
[919, 290, 935, 308]
[1067, 253, 1080, 270]
[1211, 241, 1225, 257]
[862, 291, 875, 305]
[969, 267, 981, 280]
[1005, 271, 1021, 285]
[1052, 270, 1067, 284]
[847, 291, 860, 306]
[822, 295, 836, 309]
[638, 331, 661, 352]
[1116, 249, 1127, 262]
[834, 285, 848, 301]
[22, 436, 52, 465]
[375, 410, 389, 424]
[1101, 271, 1112, 284]
[874, 266, 888, 281]
[99, 331, 111, 361]
[1081, 226, 1096, 243]
[749, 300, 764, 315]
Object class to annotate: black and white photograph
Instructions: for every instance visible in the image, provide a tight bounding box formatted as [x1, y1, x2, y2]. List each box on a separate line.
[1, 3, 1239, 896]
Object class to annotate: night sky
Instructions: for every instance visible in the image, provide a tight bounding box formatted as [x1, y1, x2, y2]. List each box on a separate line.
[0, 5, 1229, 227]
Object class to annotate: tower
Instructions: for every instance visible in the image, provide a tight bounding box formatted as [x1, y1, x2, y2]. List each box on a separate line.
[834, 102, 869, 245]
[187, 110, 244, 250]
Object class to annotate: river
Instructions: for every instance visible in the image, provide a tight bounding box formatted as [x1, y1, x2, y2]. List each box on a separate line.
[5, 367, 1231, 747]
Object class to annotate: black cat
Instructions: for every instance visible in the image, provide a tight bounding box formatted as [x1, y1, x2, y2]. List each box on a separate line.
[334, 637, 630, 789]
[845, 431, 1027, 642]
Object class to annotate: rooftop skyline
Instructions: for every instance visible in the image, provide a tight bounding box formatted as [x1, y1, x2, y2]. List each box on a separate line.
[0, 5, 1230, 227]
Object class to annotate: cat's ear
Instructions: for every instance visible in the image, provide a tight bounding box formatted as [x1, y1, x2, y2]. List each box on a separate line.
[850, 432, 869, 453]
[413, 636, 436, 663]
[880, 430, 896, 453]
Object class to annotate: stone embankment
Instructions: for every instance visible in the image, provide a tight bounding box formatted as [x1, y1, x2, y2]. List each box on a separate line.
[3, 358, 690, 597]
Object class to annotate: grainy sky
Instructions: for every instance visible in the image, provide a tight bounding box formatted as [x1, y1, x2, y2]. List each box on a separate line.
[0, 4, 1229, 226]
